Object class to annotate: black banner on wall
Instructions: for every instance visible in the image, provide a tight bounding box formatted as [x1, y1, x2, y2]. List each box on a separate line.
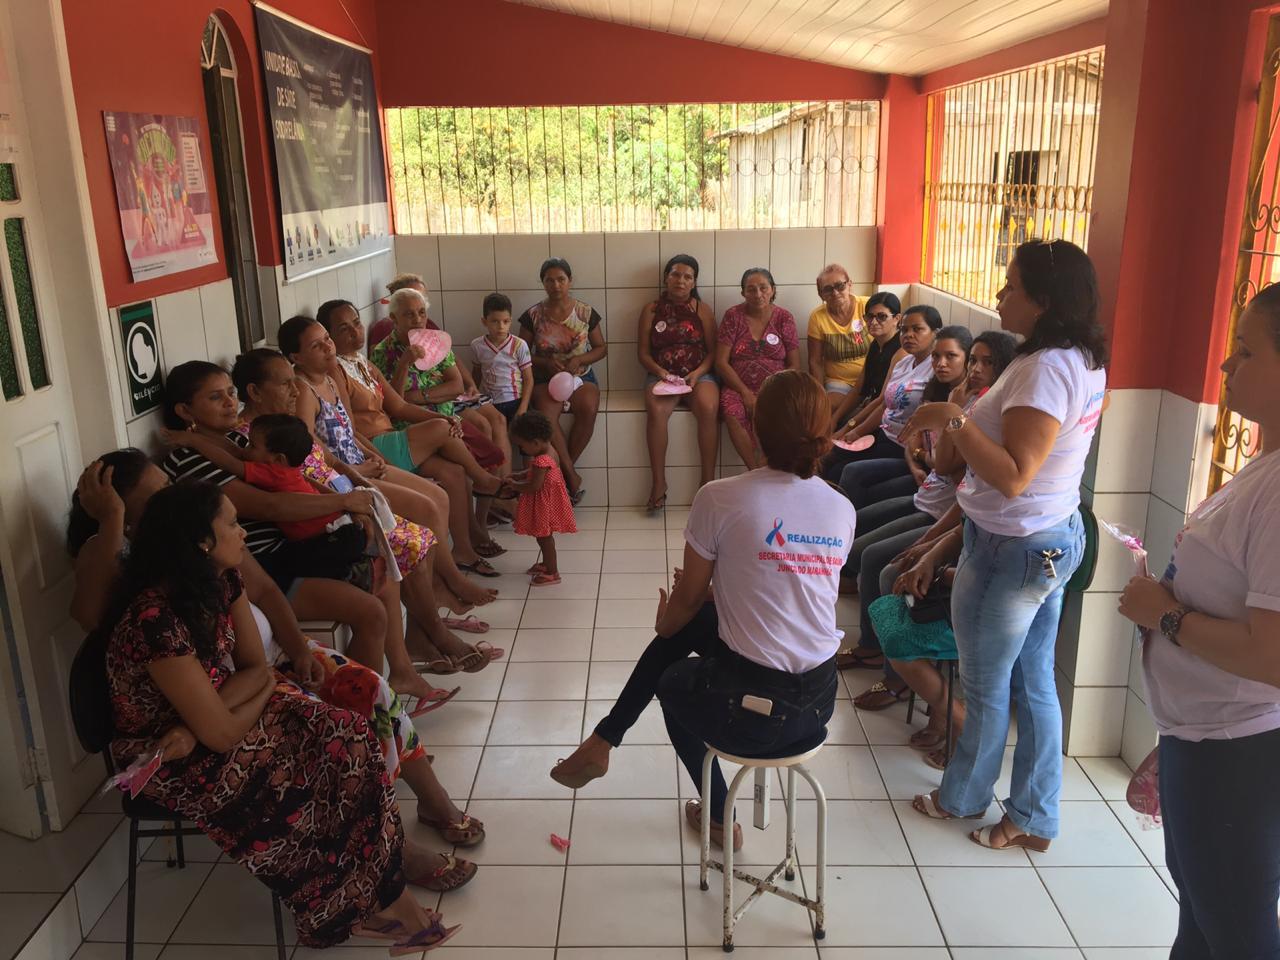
[254, 3, 391, 281]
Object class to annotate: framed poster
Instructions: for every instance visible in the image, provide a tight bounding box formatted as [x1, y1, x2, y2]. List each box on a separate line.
[102, 112, 218, 281]
[254, 3, 392, 282]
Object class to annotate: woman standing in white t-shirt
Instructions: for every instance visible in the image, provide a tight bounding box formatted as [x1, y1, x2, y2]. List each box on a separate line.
[1118, 286, 1280, 958]
[904, 240, 1107, 852]
[549, 371, 856, 852]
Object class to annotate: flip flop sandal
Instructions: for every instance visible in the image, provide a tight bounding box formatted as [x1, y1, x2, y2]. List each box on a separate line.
[970, 817, 1051, 852]
[460, 640, 505, 673]
[908, 728, 948, 751]
[474, 539, 507, 558]
[406, 853, 479, 893]
[646, 494, 668, 512]
[442, 615, 490, 634]
[389, 918, 462, 956]
[408, 686, 461, 718]
[458, 558, 501, 578]
[836, 648, 885, 670]
[911, 790, 984, 822]
[684, 800, 743, 852]
[550, 758, 607, 790]
[417, 812, 486, 847]
[526, 562, 548, 575]
[531, 572, 562, 586]
[853, 680, 910, 711]
[923, 748, 949, 771]
[353, 916, 407, 941]
[569, 487, 586, 506]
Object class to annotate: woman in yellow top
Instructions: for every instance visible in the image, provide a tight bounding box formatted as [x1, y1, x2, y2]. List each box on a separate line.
[807, 263, 871, 412]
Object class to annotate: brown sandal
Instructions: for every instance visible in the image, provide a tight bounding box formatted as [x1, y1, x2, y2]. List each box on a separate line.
[836, 647, 883, 670]
[406, 852, 478, 892]
[418, 812, 486, 847]
[685, 800, 743, 852]
[970, 816, 1051, 852]
[854, 680, 910, 711]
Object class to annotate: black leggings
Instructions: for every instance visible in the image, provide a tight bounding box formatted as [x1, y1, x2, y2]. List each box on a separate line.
[1160, 727, 1280, 959]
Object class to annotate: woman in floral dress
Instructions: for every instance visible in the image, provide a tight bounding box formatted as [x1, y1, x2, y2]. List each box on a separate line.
[714, 267, 801, 467]
[104, 480, 460, 951]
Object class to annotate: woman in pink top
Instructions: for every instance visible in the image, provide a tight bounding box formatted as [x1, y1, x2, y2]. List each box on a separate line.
[1119, 285, 1280, 959]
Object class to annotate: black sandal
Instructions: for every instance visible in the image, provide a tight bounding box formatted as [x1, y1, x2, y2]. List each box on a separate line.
[458, 558, 501, 578]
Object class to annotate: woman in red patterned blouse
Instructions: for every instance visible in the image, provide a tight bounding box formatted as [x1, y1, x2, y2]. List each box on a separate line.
[637, 255, 720, 511]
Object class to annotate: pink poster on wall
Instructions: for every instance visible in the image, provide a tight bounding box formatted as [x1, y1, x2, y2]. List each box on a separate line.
[103, 111, 219, 281]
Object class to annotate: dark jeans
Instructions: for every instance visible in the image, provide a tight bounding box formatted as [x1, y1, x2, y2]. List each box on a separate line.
[854, 526, 929, 687]
[839, 458, 916, 510]
[657, 638, 837, 823]
[1159, 727, 1280, 959]
[594, 601, 719, 747]
[821, 428, 904, 483]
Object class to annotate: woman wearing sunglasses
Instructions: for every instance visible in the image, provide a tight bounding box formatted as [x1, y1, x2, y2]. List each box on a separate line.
[807, 264, 871, 413]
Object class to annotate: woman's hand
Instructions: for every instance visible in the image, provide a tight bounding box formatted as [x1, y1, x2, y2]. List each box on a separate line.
[76, 461, 125, 523]
[289, 648, 325, 690]
[353, 458, 387, 480]
[1119, 575, 1180, 631]
[397, 344, 427, 370]
[564, 355, 584, 375]
[740, 390, 756, 416]
[655, 587, 669, 632]
[905, 401, 965, 437]
[341, 489, 376, 516]
[155, 725, 197, 762]
[446, 415, 464, 439]
[908, 460, 928, 486]
[894, 556, 937, 599]
[891, 540, 932, 570]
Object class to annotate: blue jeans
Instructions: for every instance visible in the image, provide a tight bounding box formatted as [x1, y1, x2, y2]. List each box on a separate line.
[839, 458, 916, 510]
[844, 503, 933, 580]
[938, 513, 1083, 839]
[1160, 727, 1280, 959]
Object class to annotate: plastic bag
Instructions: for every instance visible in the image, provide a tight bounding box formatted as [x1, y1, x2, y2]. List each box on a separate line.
[101, 747, 163, 800]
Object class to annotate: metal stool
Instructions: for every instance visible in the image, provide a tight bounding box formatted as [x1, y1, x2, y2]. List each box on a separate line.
[697, 733, 828, 952]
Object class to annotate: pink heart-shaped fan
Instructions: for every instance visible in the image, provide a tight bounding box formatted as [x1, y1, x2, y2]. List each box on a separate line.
[652, 380, 692, 396]
[833, 435, 875, 452]
[408, 327, 453, 371]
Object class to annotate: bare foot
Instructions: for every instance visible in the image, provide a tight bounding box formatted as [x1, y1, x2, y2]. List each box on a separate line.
[447, 575, 498, 607]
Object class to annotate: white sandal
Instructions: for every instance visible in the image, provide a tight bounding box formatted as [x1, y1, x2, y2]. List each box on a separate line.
[911, 790, 983, 821]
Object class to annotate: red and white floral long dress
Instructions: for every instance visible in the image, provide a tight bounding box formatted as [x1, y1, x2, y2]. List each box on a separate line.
[107, 571, 405, 947]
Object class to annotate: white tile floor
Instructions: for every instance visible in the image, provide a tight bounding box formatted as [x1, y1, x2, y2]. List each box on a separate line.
[12, 507, 1180, 960]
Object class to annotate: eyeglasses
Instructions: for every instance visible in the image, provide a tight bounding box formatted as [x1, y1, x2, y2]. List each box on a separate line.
[818, 280, 849, 297]
[864, 312, 895, 323]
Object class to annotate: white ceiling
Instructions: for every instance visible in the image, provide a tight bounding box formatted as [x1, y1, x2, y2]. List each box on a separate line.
[503, 0, 1107, 76]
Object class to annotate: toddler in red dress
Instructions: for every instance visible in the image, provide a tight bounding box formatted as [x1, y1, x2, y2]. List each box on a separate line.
[507, 411, 577, 585]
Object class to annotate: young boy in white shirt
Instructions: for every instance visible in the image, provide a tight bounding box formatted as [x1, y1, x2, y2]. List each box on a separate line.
[471, 293, 534, 422]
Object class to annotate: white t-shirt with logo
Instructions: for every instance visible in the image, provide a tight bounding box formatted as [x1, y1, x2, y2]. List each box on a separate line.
[470, 334, 532, 403]
[684, 469, 856, 673]
[1143, 450, 1280, 740]
[880, 353, 934, 445]
[957, 348, 1106, 537]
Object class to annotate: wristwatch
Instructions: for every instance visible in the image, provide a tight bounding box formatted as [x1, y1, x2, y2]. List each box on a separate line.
[1159, 605, 1190, 646]
[944, 413, 969, 434]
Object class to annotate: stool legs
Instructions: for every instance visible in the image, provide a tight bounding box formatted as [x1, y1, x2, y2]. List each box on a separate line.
[699, 750, 714, 893]
[784, 767, 797, 882]
[794, 763, 828, 940]
[722, 763, 753, 952]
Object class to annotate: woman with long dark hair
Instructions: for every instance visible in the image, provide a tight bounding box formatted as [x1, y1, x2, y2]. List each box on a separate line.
[101, 481, 460, 950]
[906, 239, 1107, 852]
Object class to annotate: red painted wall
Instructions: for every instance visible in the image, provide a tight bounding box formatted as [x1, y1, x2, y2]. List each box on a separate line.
[1089, 0, 1270, 402]
[62, 0, 380, 307]
[375, 0, 886, 106]
[877, 75, 927, 284]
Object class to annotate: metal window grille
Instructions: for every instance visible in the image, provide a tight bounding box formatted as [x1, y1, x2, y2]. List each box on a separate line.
[923, 49, 1104, 308]
[1208, 19, 1280, 494]
[386, 101, 879, 234]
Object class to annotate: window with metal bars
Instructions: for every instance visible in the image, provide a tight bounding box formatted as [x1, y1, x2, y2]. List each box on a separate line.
[386, 101, 880, 234]
[923, 49, 1104, 308]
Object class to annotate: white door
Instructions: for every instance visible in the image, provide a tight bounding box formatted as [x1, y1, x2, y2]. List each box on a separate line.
[0, 0, 101, 836]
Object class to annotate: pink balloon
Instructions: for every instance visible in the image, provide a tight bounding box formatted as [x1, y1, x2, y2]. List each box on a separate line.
[548, 371, 575, 402]
[833, 435, 875, 452]
[407, 328, 452, 371]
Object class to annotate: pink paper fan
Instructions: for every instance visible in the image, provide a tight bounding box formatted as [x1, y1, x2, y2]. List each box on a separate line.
[407, 327, 453, 370]
[652, 380, 692, 396]
[833, 435, 875, 452]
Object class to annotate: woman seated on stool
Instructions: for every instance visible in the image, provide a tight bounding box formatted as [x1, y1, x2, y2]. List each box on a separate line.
[550, 370, 855, 850]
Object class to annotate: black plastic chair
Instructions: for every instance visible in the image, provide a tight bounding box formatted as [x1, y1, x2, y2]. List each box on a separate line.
[68, 628, 286, 960]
